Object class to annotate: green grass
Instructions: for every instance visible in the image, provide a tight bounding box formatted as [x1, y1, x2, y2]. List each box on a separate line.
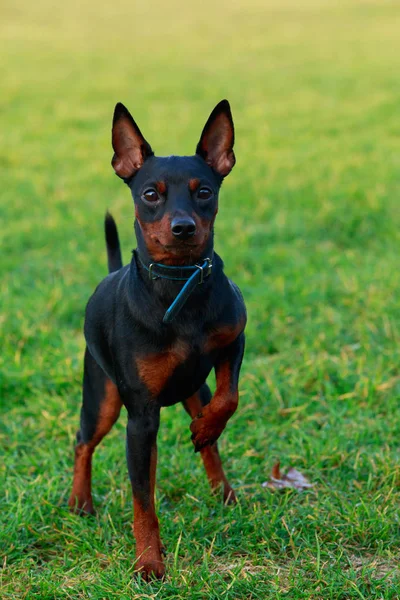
[1, 0, 400, 597]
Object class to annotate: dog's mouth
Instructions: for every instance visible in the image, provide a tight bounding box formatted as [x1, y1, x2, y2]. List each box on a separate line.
[144, 230, 209, 264]
[163, 241, 199, 249]
[160, 242, 200, 255]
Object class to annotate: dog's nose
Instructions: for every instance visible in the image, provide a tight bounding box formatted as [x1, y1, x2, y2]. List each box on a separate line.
[171, 217, 196, 240]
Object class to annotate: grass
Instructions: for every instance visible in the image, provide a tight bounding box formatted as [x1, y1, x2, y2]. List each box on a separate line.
[1, 0, 400, 597]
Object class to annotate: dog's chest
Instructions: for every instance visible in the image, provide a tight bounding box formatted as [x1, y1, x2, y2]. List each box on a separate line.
[135, 340, 194, 398]
[134, 322, 241, 402]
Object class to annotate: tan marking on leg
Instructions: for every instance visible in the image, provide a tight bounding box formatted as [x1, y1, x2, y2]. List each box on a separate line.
[69, 379, 122, 514]
[69, 443, 95, 514]
[133, 445, 165, 580]
[190, 362, 238, 451]
[185, 392, 236, 503]
[206, 361, 238, 419]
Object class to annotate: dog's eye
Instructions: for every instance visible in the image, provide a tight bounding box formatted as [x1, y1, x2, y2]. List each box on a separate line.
[197, 187, 213, 201]
[142, 189, 159, 203]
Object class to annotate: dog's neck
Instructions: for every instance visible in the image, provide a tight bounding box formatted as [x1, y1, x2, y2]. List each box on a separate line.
[129, 222, 220, 324]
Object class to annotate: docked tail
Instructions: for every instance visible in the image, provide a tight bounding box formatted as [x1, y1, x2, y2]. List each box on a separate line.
[104, 211, 123, 273]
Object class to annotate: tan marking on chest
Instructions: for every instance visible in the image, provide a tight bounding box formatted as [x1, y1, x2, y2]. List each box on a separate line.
[136, 342, 190, 397]
[204, 320, 245, 353]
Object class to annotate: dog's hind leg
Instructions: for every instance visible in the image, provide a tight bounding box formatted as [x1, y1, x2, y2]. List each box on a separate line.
[68, 347, 123, 515]
[183, 384, 236, 504]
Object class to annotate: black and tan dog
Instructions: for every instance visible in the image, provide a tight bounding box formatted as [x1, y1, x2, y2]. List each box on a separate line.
[68, 100, 246, 579]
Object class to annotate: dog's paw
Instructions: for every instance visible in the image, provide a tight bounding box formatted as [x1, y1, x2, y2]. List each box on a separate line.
[223, 486, 237, 505]
[68, 496, 95, 516]
[135, 558, 165, 581]
[190, 411, 225, 452]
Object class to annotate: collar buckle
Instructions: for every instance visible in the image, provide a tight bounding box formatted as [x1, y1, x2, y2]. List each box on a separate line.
[196, 258, 212, 285]
[148, 263, 159, 280]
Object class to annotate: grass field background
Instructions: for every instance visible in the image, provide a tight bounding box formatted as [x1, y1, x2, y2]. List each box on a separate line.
[1, 0, 400, 597]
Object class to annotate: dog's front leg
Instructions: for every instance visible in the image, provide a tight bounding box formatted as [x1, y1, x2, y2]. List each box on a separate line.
[190, 333, 245, 452]
[125, 400, 164, 580]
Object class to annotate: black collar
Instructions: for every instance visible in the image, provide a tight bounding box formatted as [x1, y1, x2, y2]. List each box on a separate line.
[134, 250, 213, 323]
[135, 251, 213, 283]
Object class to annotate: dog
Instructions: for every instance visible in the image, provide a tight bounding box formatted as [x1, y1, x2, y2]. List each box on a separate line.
[68, 100, 247, 580]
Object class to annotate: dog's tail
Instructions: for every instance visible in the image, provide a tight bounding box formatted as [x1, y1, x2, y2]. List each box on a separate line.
[104, 211, 123, 273]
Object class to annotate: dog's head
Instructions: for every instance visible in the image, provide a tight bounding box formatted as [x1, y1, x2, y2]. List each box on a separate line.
[111, 100, 235, 265]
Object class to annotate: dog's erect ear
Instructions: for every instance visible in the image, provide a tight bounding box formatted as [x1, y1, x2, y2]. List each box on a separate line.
[111, 103, 154, 179]
[196, 100, 235, 177]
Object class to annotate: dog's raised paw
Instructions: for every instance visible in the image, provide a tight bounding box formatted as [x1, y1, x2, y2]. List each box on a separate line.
[190, 414, 224, 452]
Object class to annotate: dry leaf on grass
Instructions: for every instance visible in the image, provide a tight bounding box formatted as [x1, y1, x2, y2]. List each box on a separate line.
[262, 462, 315, 491]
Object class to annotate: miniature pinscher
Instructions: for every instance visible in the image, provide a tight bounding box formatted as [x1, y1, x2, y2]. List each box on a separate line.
[68, 100, 247, 580]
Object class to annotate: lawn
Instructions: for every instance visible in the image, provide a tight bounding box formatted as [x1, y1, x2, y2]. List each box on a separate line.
[1, 0, 400, 597]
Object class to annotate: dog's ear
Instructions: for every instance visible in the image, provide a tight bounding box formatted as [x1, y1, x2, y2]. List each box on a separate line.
[111, 103, 154, 179]
[196, 100, 235, 177]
